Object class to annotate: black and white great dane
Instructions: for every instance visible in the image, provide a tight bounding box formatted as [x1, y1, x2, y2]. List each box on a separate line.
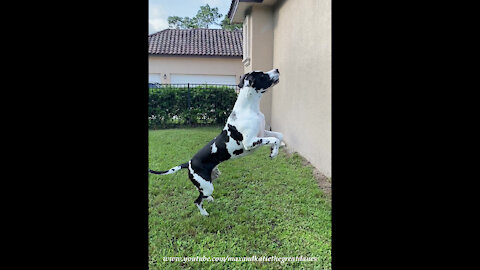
[149, 69, 283, 216]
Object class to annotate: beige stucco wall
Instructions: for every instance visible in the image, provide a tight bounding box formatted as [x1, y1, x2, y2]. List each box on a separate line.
[149, 55, 244, 84]
[272, 0, 331, 177]
[244, 0, 331, 177]
[243, 7, 275, 130]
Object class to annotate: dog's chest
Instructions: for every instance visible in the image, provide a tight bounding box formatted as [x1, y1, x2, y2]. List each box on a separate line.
[256, 112, 265, 137]
[228, 109, 264, 136]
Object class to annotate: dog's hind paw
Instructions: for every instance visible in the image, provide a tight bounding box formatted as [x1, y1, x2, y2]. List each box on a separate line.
[205, 196, 214, 202]
[196, 204, 210, 216]
[270, 147, 279, 159]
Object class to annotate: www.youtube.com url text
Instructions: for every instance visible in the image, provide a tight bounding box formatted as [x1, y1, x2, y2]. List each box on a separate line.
[162, 255, 318, 263]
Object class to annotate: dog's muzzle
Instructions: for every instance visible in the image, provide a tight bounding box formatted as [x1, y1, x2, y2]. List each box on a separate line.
[268, 69, 280, 86]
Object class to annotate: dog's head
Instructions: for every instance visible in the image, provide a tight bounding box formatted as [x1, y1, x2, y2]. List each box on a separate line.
[238, 69, 280, 93]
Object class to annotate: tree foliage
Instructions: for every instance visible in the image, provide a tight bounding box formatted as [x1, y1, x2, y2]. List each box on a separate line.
[167, 4, 242, 31]
[195, 4, 222, 28]
[168, 16, 199, 29]
[220, 15, 243, 31]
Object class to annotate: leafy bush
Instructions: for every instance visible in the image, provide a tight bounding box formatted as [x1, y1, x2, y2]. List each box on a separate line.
[149, 85, 238, 129]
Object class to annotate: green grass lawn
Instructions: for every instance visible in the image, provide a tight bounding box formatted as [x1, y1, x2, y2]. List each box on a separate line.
[149, 127, 331, 269]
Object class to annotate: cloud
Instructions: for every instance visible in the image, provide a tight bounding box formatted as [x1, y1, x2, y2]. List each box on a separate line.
[149, 18, 169, 34]
[149, 2, 169, 34]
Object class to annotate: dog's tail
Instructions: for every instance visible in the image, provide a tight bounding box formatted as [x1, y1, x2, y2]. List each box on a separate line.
[149, 162, 189, 175]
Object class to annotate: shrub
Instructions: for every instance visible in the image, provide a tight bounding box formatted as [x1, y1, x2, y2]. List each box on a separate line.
[148, 85, 238, 129]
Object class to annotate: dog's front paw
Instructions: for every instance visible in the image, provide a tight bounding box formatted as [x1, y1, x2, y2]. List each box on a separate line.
[205, 196, 214, 202]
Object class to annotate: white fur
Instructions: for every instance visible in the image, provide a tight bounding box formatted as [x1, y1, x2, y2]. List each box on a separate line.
[162, 165, 182, 175]
[211, 142, 218, 153]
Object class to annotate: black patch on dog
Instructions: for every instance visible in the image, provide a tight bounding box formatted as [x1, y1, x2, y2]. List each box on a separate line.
[190, 129, 233, 182]
[238, 71, 275, 91]
[149, 169, 169, 174]
[233, 149, 244, 155]
[253, 139, 263, 147]
[221, 130, 230, 143]
[194, 193, 204, 204]
[228, 124, 243, 142]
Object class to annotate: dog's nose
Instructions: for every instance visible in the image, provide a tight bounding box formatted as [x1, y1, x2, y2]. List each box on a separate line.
[275, 69, 279, 74]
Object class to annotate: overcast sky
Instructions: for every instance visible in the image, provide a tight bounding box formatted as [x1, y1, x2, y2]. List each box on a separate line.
[149, 0, 232, 35]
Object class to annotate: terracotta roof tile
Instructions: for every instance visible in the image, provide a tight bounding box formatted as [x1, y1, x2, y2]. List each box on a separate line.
[148, 28, 242, 57]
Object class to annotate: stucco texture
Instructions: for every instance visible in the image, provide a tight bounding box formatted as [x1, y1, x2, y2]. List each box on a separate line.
[149, 55, 244, 84]
[270, 0, 331, 177]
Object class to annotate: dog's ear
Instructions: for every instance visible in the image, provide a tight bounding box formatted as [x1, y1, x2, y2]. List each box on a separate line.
[238, 74, 246, 88]
[238, 73, 252, 88]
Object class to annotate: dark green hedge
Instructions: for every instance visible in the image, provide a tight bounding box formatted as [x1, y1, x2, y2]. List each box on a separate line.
[148, 85, 238, 129]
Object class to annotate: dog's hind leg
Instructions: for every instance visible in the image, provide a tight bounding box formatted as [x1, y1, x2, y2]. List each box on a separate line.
[194, 192, 209, 216]
[188, 161, 214, 216]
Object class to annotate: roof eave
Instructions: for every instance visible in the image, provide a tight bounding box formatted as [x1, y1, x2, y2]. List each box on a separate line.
[228, 0, 264, 24]
[149, 53, 243, 58]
